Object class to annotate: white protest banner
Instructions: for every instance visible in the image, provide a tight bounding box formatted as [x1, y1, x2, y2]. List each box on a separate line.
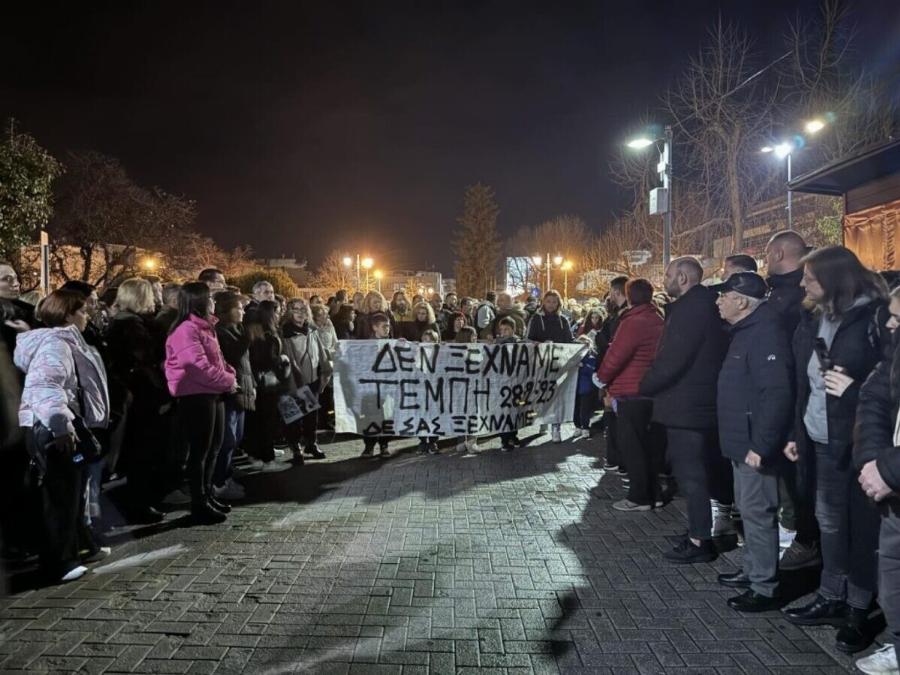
[277, 385, 321, 425]
[333, 340, 586, 437]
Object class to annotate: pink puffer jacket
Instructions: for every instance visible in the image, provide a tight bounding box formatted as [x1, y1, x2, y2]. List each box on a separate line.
[165, 314, 235, 397]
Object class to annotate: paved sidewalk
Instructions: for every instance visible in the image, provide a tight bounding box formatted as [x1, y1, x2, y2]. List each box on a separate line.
[0, 428, 861, 673]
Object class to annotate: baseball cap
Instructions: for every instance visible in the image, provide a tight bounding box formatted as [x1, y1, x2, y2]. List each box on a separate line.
[709, 272, 768, 299]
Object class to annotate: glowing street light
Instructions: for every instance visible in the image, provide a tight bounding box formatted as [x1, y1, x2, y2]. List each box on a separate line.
[342, 254, 375, 292]
[531, 253, 566, 294]
[626, 126, 674, 266]
[561, 260, 574, 301]
[626, 137, 654, 149]
[140, 257, 158, 272]
[373, 269, 383, 292]
[805, 118, 826, 134]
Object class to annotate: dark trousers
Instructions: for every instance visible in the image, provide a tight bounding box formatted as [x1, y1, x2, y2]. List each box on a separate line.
[286, 381, 320, 449]
[176, 394, 225, 507]
[574, 391, 598, 429]
[617, 399, 662, 506]
[28, 431, 91, 577]
[666, 427, 721, 541]
[605, 409, 620, 468]
[779, 459, 820, 544]
[814, 443, 880, 609]
[880, 512, 900, 659]
[245, 393, 280, 462]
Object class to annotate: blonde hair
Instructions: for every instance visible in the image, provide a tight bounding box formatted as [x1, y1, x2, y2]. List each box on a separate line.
[361, 290, 387, 315]
[115, 277, 156, 314]
[412, 301, 435, 324]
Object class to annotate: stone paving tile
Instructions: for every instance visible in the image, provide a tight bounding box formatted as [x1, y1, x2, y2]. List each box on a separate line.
[0, 428, 869, 673]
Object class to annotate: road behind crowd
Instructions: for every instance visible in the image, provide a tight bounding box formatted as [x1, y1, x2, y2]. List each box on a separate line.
[0, 427, 861, 674]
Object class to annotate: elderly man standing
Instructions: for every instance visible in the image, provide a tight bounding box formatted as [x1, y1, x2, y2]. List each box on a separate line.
[713, 272, 794, 612]
[640, 257, 729, 563]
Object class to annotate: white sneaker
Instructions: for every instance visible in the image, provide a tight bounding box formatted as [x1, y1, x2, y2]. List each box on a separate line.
[260, 460, 291, 473]
[577, 429, 590, 441]
[550, 426, 562, 443]
[779, 524, 797, 550]
[238, 457, 264, 470]
[214, 479, 246, 500]
[856, 645, 899, 675]
[273, 447, 287, 458]
[61, 565, 88, 582]
[465, 438, 478, 452]
[711, 501, 736, 538]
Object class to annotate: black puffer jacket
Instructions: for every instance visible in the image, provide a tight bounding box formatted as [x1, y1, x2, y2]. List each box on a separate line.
[791, 298, 890, 472]
[717, 302, 794, 463]
[594, 303, 625, 362]
[854, 335, 900, 514]
[216, 323, 256, 410]
[526, 312, 573, 343]
[767, 269, 805, 339]
[639, 284, 729, 430]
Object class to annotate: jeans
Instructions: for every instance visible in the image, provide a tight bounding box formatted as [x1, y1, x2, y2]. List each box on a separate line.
[176, 394, 225, 507]
[880, 512, 900, 659]
[574, 391, 598, 429]
[214, 401, 245, 487]
[814, 443, 880, 609]
[733, 460, 780, 597]
[617, 399, 662, 506]
[778, 459, 820, 545]
[666, 427, 720, 541]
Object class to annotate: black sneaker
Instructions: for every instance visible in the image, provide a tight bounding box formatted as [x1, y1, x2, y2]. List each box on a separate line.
[304, 445, 326, 459]
[717, 570, 752, 588]
[361, 445, 374, 457]
[783, 595, 848, 626]
[427, 443, 439, 455]
[663, 538, 717, 564]
[727, 590, 783, 613]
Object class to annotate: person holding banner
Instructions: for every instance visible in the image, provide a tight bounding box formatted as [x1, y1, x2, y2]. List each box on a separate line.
[526, 290, 573, 443]
[355, 291, 393, 340]
[361, 313, 394, 457]
[281, 300, 332, 461]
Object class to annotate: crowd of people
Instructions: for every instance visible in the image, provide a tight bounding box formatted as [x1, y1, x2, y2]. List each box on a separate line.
[1, 232, 899, 673]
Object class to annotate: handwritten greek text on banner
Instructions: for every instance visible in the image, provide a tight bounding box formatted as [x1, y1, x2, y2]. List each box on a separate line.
[333, 340, 586, 437]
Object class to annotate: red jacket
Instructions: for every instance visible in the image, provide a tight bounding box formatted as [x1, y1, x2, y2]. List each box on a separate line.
[597, 304, 664, 398]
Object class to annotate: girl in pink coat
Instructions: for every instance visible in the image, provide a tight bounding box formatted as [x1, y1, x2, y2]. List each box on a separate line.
[165, 282, 235, 523]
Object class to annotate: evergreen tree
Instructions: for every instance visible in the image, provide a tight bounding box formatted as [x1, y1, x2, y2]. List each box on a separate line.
[452, 183, 501, 297]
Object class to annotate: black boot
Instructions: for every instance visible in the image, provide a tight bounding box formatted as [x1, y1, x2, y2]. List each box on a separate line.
[208, 496, 231, 514]
[727, 590, 783, 613]
[783, 595, 848, 626]
[191, 501, 227, 524]
[835, 607, 876, 654]
[718, 570, 751, 588]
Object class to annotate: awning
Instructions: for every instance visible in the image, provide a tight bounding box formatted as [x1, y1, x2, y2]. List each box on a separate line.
[788, 138, 900, 196]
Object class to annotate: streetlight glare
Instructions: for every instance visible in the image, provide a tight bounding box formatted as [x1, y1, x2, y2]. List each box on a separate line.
[552, 255, 563, 266]
[774, 142, 793, 159]
[373, 269, 383, 279]
[342, 256, 352, 267]
[361, 257, 374, 269]
[760, 146, 774, 153]
[805, 119, 826, 134]
[627, 137, 654, 149]
[561, 260, 573, 271]
[531, 255, 542, 266]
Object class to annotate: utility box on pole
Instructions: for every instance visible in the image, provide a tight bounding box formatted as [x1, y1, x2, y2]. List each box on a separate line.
[649, 187, 669, 215]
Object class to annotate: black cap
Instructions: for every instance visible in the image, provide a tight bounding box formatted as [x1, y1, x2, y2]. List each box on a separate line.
[709, 272, 768, 299]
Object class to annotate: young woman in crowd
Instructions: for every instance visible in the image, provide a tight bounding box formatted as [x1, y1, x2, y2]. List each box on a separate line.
[354, 291, 392, 339]
[526, 290, 574, 443]
[783, 246, 891, 655]
[243, 300, 292, 473]
[403, 301, 439, 341]
[577, 307, 605, 337]
[164, 282, 236, 524]
[311, 304, 338, 430]
[15, 289, 111, 582]
[442, 311, 467, 342]
[332, 304, 356, 340]
[281, 299, 332, 461]
[213, 292, 257, 501]
[106, 277, 170, 523]
[361, 314, 394, 457]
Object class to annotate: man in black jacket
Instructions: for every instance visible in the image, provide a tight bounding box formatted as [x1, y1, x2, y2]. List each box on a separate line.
[713, 273, 794, 612]
[640, 257, 729, 563]
[764, 230, 821, 570]
[854, 294, 900, 674]
[596, 276, 628, 471]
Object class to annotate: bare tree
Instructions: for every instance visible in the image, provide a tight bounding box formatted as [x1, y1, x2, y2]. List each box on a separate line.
[313, 249, 357, 292]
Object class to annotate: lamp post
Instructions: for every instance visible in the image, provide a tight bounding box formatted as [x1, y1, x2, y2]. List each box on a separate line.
[373, 269, 383, 293]
[342, 254, 375, 293]
[627, 125, 673, 267]
[561, 260, 573, 301]
[530, 254, 564, 293]
[761, 118, 828, 231]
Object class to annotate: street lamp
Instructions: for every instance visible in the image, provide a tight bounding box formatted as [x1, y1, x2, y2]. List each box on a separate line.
[531, 253, 565, 293]
[342, 254, 376, 293]
[760, 117, 828, 230]
[626, 125, 673, 266]
[373, 269, 383, 293]
[561, 260, 574, 301]
[140, 257, 158, 272]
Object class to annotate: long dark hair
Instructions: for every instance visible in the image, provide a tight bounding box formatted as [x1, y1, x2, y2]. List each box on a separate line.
[170, 282, 211, 333]
[803, 246, 888, 318]
[245, 299, 280, 344]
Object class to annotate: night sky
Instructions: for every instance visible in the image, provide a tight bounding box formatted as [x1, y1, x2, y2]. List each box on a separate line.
[2, 0, 897, 273]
